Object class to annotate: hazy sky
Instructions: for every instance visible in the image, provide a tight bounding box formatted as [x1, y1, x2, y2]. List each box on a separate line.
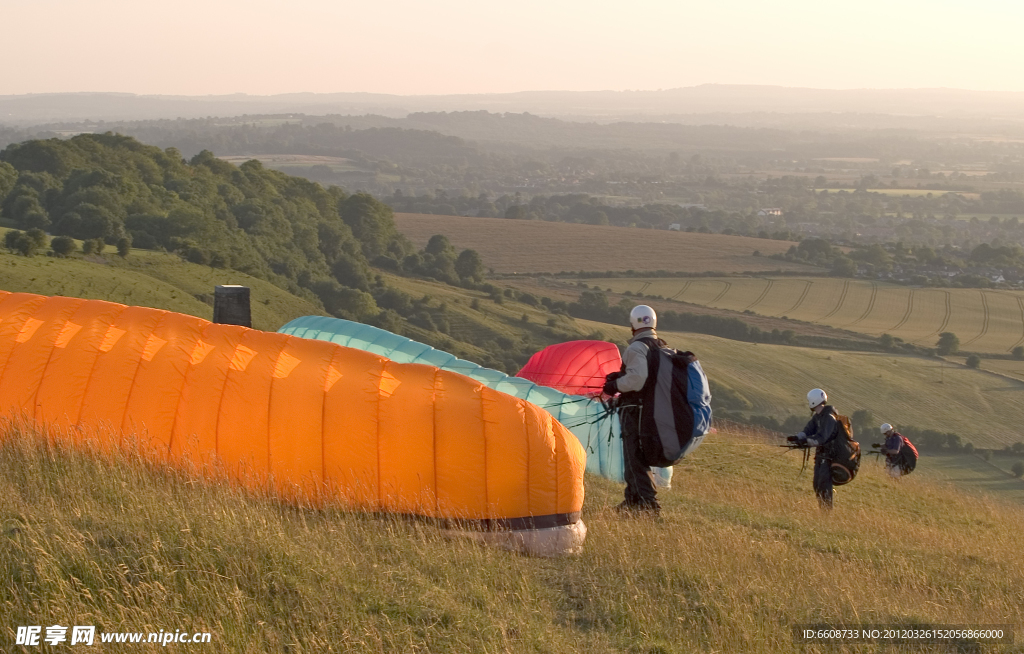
[5, 0, 1024, 96]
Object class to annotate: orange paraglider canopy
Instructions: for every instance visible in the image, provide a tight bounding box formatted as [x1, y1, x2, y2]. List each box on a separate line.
[516, 340, 622, 396]
[0, 292, 586, 554]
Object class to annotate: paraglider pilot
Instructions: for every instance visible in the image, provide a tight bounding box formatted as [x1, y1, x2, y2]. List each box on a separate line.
[603, 305, 662, 516]
[787, 388, 840, 510]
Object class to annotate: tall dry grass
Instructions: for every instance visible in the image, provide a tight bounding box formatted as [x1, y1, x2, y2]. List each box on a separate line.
[1, 420, 1022, 653]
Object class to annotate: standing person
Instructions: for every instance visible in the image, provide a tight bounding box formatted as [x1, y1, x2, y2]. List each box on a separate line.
[603, 305, 662, 516]
[787, 389, 841, 510]
[876, 423, 917, 479]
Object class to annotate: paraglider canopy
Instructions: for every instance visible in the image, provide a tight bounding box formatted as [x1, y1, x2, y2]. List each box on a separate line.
[516, 340, 622, 397]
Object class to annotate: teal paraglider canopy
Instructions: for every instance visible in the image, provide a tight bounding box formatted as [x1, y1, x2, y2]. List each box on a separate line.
[279, 315, 629, 482]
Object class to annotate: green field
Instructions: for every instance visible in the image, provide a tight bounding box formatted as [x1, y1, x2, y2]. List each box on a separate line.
[394, 213, 822, 274]
[588, 276, 1024, 355]
[0, 249, 324, 332]
[588, 322, 1024, 450]
[867, 188, 982, 200]
[925, 454, 1024, 505]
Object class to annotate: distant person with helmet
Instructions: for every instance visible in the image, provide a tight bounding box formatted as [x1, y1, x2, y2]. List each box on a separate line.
[875, 423, 918, 479]
[602, 304, 662, 516]
[787, 388, 842, 510]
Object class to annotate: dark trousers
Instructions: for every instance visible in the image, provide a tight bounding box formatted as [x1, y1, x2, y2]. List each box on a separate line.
[621, 406, 659, 508]
[813, 455, 833, 510]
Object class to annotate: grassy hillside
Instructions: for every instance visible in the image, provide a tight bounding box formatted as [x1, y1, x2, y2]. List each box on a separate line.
[590, 276, 1024, 355]
[394, 213, 821, 274]
[588, 321, 1024, 450]
[0, 248, 323, 332]
[2, 422, 1022, 653]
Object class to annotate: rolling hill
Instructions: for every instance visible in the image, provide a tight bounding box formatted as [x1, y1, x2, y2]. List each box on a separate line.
[589, 321, 1024, 450]
[589, 276, 1024, 355]
[0, 248, 323, 332]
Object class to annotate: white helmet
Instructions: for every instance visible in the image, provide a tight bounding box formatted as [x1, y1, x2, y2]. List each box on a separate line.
[880, 423, 893, 434]
[807, 388, 827, 409]
[630, 305, 657, 330]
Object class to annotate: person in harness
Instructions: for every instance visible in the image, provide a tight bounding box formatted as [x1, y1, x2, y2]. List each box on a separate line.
[787, 388, 841, 510]
[876, 423, 918, 479]
[602, 305, 663, 516]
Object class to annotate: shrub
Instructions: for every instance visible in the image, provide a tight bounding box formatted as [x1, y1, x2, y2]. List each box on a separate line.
[966, 354, 981, 369]
[50, 235, 76, 256]
[1012, 461, 1024, 478]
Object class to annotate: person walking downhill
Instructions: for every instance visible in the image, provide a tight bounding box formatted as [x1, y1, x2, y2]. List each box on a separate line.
[876, 423, 918, 479]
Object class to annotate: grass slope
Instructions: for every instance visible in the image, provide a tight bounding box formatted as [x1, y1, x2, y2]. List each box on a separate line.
[0, 249, 323, 332]
[394, 213, 822, 275]
[2, 423, 1022, 653]
[587, 321, 1024, 450]
[590, 276, 1024, 355]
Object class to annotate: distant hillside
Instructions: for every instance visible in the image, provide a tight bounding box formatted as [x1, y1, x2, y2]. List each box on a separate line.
[394, 213, 819, 275]
[4, 86, 1024, 124]
[593, 321, 1024, 451]
[590, 276, 1024, 356]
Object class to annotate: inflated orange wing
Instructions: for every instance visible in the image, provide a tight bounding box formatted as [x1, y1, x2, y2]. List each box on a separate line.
[0, 292, 585, 553]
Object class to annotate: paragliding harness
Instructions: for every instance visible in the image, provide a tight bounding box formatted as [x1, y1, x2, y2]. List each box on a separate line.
[827, 413, 861, 485]
[615, 337, 712, 467]
[871, 433, 918, 475]
[780, 411, 861, 485]
[897, 435, 919, 474]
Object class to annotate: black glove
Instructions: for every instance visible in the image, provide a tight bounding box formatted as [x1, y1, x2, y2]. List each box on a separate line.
[602, 378, 619, 396]
[786, 435, 800, 443]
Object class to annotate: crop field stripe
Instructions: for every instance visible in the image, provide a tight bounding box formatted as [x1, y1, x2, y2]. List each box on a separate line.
[848, 282, 878, 326]
[820, 280, 850, 320]
[1012, 297, 1024, 351]
[745, 279, 774, 311]
[890, 289, 916, 331]
[963, 291, 991, 346]
[638, 281, 651, 294]
[937, 291, 952, 334]
[785, 280, 813, 314]
[670, 281, 691, 300]
[710, 281, 733, 304]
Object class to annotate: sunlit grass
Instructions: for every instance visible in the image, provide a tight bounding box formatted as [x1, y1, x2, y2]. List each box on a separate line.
[2, 420, 1022, 653]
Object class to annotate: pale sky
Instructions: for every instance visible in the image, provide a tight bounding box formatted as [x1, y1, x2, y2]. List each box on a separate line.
[4, 0, 1024, 96]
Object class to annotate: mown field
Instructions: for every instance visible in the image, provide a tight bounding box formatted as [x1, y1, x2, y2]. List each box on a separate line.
[2, 422, 1022, 653]
[587, 321, 1024, 451]
[394, 213, 821, 274]
[926, 454, 1024, 505]
[0, 248, 323, 332]
[588, 276, 1024, 355]
[218, 154, 368, 173]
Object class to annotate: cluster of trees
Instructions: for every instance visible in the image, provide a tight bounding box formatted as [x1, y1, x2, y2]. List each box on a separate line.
[0, 135, 494, 344]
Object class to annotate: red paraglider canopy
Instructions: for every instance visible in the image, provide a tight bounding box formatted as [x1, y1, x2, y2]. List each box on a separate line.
[516, 340, 622, 396]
